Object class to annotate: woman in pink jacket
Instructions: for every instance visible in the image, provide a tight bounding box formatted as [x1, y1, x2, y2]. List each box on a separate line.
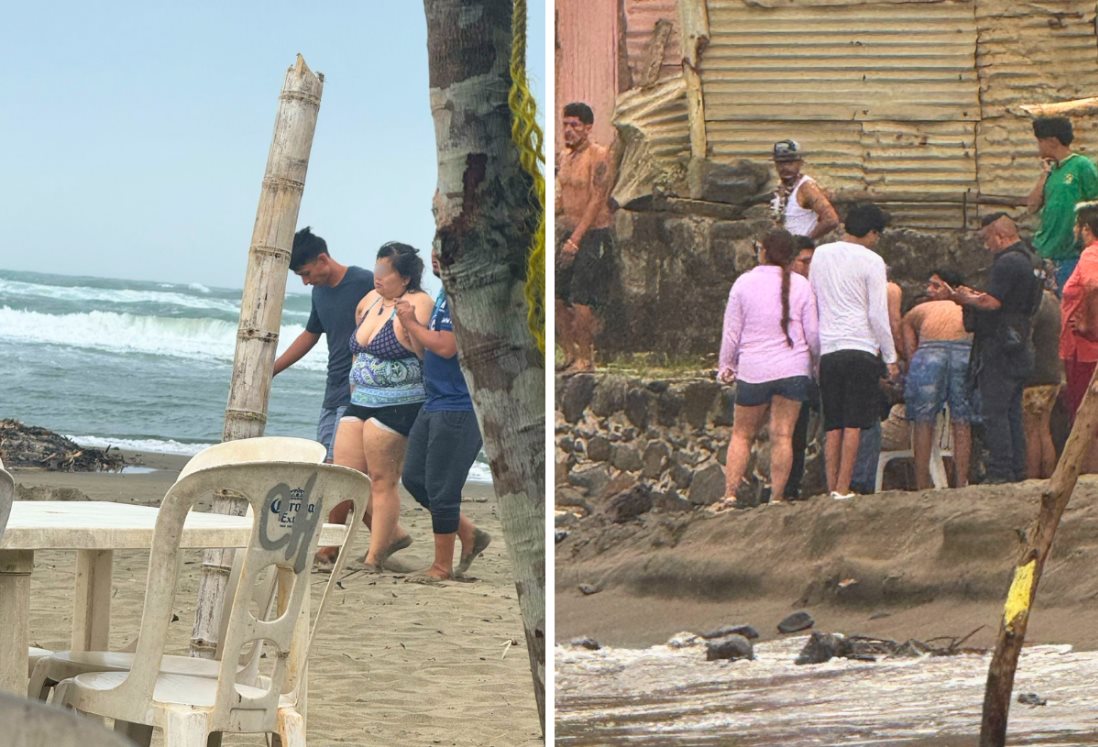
[713, 229, 820, 509]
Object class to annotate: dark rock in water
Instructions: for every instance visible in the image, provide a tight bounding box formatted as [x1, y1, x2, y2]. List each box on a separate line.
[604, 484, 654, 523]
[795, 632, 851, 665]
[687, 462, 726, 505]
[705, 634, 754, 662]
[1018, 692, 1047, 706]
[578, 583, 601, 596]
[561, 375, 596, 423]
[555, 531, 569, 544]
[701, 624, 759, 641]
[586, 435, 611, 463]
[571, 636, 601, 651]
[778, 611, 815, 634]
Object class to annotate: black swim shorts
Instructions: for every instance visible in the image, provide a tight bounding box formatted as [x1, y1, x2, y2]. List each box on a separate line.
[556, 228, 614, 309]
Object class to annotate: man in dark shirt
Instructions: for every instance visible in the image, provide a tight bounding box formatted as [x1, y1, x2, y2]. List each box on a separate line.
[938, 213, 1040, 483]
[395, 250, 491, 582]
[273, 227, 374, 461]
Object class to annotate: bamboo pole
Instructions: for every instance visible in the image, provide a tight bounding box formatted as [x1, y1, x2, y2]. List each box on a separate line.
[979, 362, 1098, 744]
[189, 55, 323, 659]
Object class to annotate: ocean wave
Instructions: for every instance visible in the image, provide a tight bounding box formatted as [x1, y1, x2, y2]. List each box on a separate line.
[0, 276, 312, 321]
[467, 460, 494, 484]
[69, 435, 210, 456]
[0, 306, 327, 371]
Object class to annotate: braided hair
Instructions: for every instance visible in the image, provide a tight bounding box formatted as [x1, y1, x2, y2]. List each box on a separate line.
[761, 229, 797, 347]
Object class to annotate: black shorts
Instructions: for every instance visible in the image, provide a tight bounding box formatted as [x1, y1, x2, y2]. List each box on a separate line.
[819, 350, 885, 431]
[342, 402, 423, 437]
[556, 228, 614, 309]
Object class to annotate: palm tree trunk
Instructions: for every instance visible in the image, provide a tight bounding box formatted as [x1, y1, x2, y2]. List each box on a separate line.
[422, 0, 547, 726]
[189, 55, 323, 659]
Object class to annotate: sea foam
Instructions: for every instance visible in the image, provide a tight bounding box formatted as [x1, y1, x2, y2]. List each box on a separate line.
[0, 306, 326, 370]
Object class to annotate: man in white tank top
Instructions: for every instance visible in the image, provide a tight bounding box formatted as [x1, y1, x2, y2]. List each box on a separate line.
[771, 139, 840, 240]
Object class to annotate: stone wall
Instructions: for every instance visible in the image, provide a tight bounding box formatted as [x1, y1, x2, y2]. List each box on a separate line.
[600, 202, 1001, 359]
[555, 372, 826, 522]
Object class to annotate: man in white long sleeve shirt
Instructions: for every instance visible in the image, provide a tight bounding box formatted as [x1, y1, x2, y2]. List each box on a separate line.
[809, 203, 899, 499]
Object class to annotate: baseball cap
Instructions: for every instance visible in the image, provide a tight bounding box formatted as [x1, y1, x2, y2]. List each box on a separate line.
[773, 139, 803, 162]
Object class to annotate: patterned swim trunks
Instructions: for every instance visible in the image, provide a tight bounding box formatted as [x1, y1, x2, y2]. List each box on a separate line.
[904, 340, 976, 423]
[1022, 383, 1061, 419]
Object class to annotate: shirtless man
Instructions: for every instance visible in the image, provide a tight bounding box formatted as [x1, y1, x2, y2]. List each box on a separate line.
[901, 269, 975, 489]
[771, 139, 840, 240]
[556, 102, 614, 374]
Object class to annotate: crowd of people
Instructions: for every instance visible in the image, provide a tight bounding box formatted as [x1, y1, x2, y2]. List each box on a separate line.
[274, 228, 490, 582]
[714, 117, 1098, 508]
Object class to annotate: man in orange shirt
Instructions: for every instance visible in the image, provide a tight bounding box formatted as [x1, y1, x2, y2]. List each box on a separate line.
[556, 102, 614, 375]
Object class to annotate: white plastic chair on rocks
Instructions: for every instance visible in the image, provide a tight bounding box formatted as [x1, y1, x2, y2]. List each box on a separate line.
[50, 460, 368, 746]
[875, 408, 952, 492]
[28, 436, 328, 698]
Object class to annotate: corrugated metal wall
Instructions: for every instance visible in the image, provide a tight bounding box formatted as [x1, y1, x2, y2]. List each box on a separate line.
[975, 0, 1098, 206]
[556, 0, 620, 148]
[701, 0, 979, 228]
[623, 0, 683, 86]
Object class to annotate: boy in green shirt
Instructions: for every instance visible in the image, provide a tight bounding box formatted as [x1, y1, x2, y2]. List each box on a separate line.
[1028, 116, 1098, 291]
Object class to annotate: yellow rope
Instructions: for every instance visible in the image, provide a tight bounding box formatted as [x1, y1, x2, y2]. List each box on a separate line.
[509, 0, 547, 354]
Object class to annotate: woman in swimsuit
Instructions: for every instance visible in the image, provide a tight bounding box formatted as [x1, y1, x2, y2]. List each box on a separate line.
[318, 242, 435, 571]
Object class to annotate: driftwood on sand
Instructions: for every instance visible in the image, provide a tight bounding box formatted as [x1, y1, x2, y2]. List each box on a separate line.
[0, 420, 124, 472]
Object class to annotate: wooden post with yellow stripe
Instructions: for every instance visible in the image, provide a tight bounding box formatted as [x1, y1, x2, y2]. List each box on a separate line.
[980, 364, 1098, 745]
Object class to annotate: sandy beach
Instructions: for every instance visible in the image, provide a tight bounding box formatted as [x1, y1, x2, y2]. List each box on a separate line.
[557, 476, 1098, 651]
[11, 450, 542, 746]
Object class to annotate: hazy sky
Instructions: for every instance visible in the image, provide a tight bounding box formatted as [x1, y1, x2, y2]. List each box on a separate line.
[2, 1, 546, 291]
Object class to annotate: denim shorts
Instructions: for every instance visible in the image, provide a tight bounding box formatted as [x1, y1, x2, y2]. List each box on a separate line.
[904, 341, 976, 423]
[316, 405, 348, 462]
[735, 375, 812, 407]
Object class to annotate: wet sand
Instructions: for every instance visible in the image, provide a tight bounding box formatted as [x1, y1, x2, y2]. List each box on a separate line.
[12, 451, 542, 746]
[557, 477, 1098, 650]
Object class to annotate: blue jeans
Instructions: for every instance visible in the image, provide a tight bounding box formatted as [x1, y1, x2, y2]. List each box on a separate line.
[851, 420, 881, 494]
[316, 405, 348, 462]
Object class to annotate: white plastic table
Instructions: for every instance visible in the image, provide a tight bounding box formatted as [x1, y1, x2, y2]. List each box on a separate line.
[0, 501, 346, 694]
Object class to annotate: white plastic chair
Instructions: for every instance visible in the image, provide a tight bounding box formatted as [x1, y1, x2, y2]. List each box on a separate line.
[875, 408, 951, 492]
[51, 461, 368, 746]
[0, 457, 13, 539]
[29, 437, 329, 698]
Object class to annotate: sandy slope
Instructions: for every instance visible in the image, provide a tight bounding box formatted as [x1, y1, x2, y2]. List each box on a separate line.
[556, 476, 1098, 652]
[13, 452, 542, 746]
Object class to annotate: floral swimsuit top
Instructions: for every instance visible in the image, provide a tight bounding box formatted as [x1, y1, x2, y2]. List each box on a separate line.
[348, 297, 426, 408]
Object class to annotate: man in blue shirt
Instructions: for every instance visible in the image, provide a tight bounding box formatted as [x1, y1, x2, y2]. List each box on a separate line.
[395, 250, 491, 582]
[274, 227, 374, 461]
